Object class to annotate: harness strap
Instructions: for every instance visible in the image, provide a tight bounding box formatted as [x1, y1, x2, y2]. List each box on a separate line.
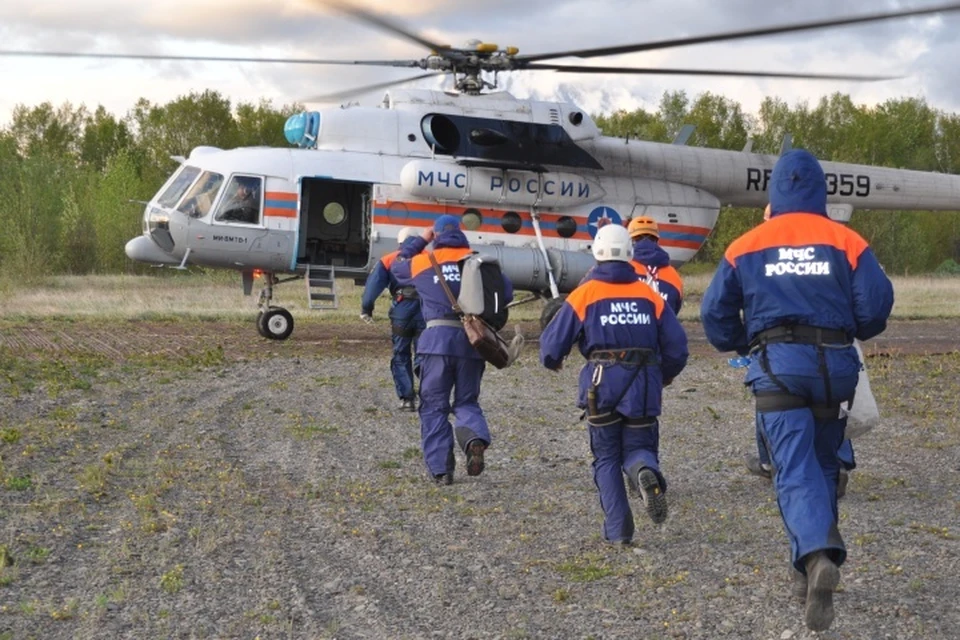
[750, 325, 849, 350]
[754, 391, 841, 420]
[395, 286, 419, 301]
[588, 348, 656, 366]
[585, 349, 654, 424]
[425, 319, 462, 329]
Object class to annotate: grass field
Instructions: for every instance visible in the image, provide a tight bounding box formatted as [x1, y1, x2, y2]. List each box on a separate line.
[0, 272, 957, 323]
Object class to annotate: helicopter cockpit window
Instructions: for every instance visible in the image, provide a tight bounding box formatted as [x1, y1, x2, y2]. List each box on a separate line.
[177, 171, 224, 219]
[215, 176, 263, 225]
[157, 166, 201, 208]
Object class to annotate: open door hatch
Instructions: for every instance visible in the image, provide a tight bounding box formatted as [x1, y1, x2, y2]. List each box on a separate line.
[298, 178, 371, 270]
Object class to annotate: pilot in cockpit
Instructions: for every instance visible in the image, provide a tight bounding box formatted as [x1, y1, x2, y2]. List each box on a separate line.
[217, 177, 261, 224]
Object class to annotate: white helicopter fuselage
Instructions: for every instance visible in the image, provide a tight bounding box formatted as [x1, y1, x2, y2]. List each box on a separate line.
[125, 88, 960, 335]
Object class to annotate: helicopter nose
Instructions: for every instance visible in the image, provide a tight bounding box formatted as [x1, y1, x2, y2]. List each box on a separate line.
[125, 235, 181, 265]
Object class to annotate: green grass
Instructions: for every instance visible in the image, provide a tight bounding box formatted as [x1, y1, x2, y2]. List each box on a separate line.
[0, 273, 956, 327]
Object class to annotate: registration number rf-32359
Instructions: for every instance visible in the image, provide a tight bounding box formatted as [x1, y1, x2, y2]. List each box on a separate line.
[746, 168, 871, 197]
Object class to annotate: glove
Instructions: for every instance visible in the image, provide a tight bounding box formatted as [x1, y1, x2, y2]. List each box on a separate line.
[360, 313, 373, 325]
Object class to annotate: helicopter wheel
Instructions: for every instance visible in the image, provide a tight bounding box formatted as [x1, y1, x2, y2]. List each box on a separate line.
[258, 307, 294, 340]
[255, 311, 267, 337]
[540, 296, 566, 331]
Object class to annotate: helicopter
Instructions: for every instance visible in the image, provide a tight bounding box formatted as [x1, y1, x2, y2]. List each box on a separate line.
[5, 1, 960, 340]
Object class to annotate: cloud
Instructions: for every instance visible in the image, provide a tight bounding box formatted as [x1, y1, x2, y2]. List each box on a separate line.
[2, 0, 960, 122]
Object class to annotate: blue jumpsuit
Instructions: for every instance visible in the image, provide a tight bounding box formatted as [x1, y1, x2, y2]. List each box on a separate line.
[701, 150, 893, 572]
[391, 229, 514, 476]
[540, 261, 688, 543]
[361, 238, 425, 403]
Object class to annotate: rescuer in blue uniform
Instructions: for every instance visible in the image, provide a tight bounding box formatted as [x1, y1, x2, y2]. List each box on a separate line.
[744, 206, 857, 497]
[701, 150, 893, 632]
[390, 215, 513, 485]
[627, 216, 684, 316]
[540, 224, 688, 544]
[360, 227, 425, 411]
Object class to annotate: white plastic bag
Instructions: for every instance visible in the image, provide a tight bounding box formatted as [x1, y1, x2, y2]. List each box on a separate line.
[842, 340, 880, 439]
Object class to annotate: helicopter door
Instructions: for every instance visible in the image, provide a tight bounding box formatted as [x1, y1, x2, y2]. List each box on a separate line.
[298, 178, 370, 269]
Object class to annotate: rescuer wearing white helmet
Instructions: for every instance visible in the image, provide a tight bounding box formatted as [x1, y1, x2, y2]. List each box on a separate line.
[539, 223, 688, 544]
[360, 227, 425, 411]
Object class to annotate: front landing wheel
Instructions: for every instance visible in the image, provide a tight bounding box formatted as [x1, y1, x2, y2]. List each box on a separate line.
[540, 297, 566, 331]
[258, 307, 294, 340]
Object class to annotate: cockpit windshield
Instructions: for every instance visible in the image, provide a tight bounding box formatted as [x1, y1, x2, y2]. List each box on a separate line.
[177, 171, 225, 218]
[157, 166, 201, 208]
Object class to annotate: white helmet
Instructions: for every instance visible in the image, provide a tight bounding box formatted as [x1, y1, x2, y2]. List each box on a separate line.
[592, 224, 633, 262]
[397, 227, 416, 243]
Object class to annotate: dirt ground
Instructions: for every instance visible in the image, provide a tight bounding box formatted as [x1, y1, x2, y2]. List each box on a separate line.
[0, 318, 958, 640]
[1, 317, 956, 362]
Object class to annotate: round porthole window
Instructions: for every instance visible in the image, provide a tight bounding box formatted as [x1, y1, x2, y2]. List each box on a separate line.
[557, 216, 578, 238]
[462, 208, 482, 231]
[323, 202, 346, 225]
[501, 211, 522, 234]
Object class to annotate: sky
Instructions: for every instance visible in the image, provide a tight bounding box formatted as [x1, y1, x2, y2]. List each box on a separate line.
[2, 0, 960, 125]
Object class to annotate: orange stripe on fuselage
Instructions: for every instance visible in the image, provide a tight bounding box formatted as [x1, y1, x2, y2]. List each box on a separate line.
[724, 212, 868, 269]
[633, 262, 684, 296]
[409, 247, 474, 279]
[265, 191, 298, 201]
[264, 191, 298, 218]
[264, 208, 297, 218]
[566, 279, 665, 322]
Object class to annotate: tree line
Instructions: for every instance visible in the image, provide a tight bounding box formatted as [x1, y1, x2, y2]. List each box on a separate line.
[0, 89, 958, 280]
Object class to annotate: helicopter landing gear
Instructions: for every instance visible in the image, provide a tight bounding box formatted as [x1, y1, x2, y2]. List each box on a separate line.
[257, 307, 295, 341]
[256, 273, 295, 340]
[540, 296, 566, 330]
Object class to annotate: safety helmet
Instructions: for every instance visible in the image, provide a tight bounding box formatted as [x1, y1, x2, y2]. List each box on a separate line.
[627, 216, 659, 240]
[397, 227, 416, 243]
[592, 224, 633, 262]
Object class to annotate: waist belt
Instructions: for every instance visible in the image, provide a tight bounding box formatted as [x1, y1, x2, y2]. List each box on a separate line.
[755, 391, 841, 421]
[395, 286, 419, 301]
[425, 319, 462, 329]
[588, 348, 655, 366]
[750, 325, 849, 350]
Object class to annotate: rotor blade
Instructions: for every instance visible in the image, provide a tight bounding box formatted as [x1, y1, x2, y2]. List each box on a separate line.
[519, 2, 960, 62]
[525, 63, 900, 82]
[302, 72, 446, 103]
[0, 49, 423, 67]
[319, 1, 451, 54]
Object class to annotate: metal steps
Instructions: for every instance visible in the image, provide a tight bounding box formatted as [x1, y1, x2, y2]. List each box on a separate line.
[306, 264, 338, 309]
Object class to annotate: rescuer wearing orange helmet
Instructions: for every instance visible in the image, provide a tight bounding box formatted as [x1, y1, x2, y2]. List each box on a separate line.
[627, 217, 684, 315]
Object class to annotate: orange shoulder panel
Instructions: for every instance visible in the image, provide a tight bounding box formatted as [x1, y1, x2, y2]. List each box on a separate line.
[632, 261, 683, 296]
[380, 250, 400, 271]
[409, 247, 473, 278]
[659, 266, 684, 296]
[724, 213, 868, 269]
[566, 279, 665, 321]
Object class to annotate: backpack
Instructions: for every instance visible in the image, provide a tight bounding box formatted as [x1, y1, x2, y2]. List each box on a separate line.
[458, 254, 509, 331]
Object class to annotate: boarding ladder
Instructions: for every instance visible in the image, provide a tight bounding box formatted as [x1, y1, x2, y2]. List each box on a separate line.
[306, 264, 338, 310]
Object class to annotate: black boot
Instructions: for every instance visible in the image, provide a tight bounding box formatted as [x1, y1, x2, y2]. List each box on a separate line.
[804, 551, 840, 631]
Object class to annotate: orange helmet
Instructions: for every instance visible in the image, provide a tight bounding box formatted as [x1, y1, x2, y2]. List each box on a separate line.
[627, 216, 659, 240]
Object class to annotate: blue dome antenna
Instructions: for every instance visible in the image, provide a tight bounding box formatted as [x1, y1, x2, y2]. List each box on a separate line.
[284, 112, 321, 148]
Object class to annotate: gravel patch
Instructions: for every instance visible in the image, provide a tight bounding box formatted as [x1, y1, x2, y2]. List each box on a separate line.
[0, 323, 957, 639]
